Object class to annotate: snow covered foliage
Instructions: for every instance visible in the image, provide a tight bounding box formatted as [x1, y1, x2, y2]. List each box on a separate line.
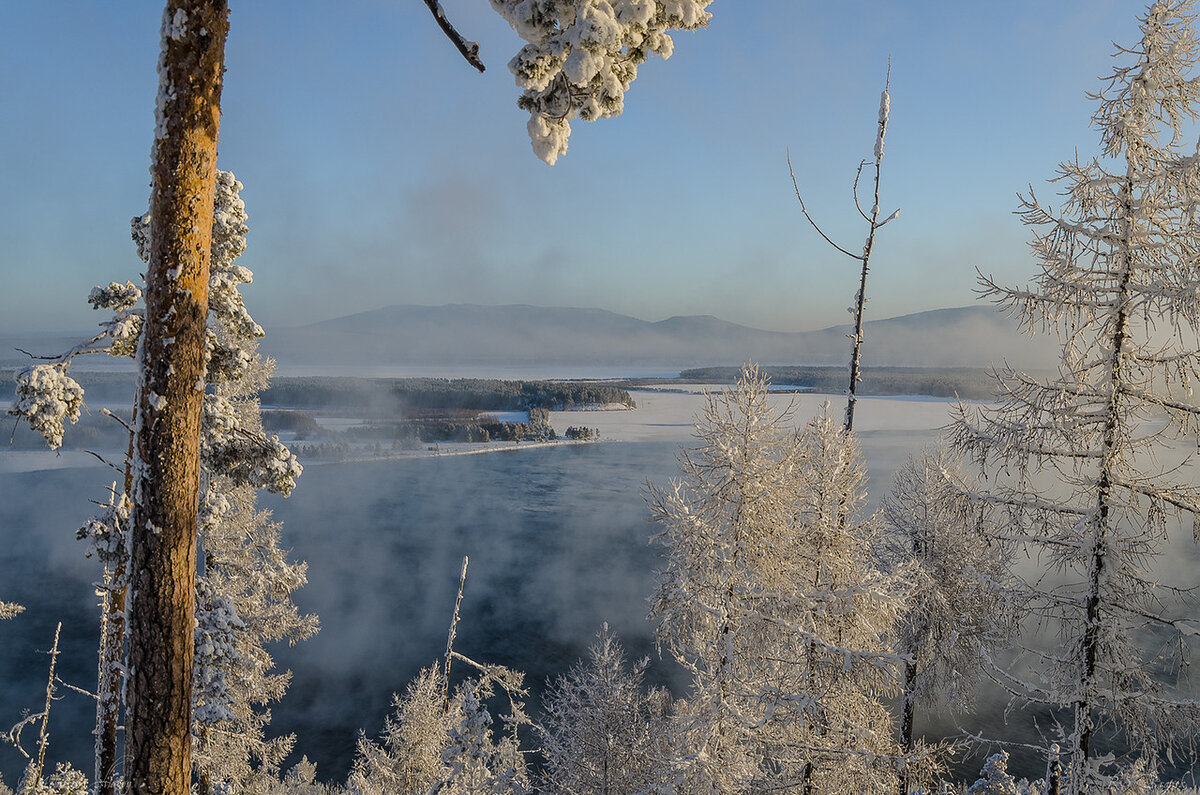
[882, 445, 1018, 762]
[436, 679, 530, 795]
[15, 762, 90, 795]
[192, 582, 244, 726]
[0, 602, 23, 621]
[965, 752, 1045, 795]
[87, 281, 143, 357]
[347, 667, 449, 794]
[950, 2, 1200, 789]
[537, 625, 672, 795]
[490, 0, 713, 164]
[175, 172, 315, 791]
[348, 658, 531, 795]
[8, 365, 84, 450]
[649, 366, 911, 794]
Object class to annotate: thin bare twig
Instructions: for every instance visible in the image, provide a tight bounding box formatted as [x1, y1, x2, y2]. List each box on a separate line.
[99, 408, 134, 435]
[852, 160, 871, 223]
[787, 149, 863, 262]
[442, 556, 469, 715]
[80, 449, 125, 475]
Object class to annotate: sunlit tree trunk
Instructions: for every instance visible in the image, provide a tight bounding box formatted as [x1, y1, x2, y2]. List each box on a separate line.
[124, 3, 228, 793]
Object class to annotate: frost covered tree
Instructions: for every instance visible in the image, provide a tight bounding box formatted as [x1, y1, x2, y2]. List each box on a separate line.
[145, 172, 313, 794]
[347, 561, 530, 795]
[951, 2, 1200, 788]
[10, 171, 311, 795]
[537, 625, 672, 795]
[880, 445, 1017, 792]
[490, 0, 714, 164]
[129, 172, 310, 794]
[649, 366, 909, 794]
[347, 658, 531, 795]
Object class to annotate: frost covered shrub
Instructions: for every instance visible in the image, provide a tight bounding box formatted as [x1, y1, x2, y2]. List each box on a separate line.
[538, 626, 671, 795]
[650, 367, 911, 793]
[17, 762, 90, 795]
[965, 752, 1044, 795]
[348, 660, 531, 795]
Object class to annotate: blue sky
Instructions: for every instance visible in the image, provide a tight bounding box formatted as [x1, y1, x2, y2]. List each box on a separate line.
[1, 1, 1144, 335]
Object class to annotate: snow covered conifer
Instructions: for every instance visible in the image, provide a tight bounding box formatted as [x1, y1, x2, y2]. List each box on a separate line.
[538, 625, 672, 795]
[348, 659, 531, 795]
[157, 171, 314, 793]
[9, 169, 313, 794]
[649, 367, 909, 794]
[490, 0, 714, 164]
[881, 444, 1018, 788]
[952, 2, 1200, 789]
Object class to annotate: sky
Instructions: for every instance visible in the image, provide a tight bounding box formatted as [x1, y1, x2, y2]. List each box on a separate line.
[0, 0, 1148, 337]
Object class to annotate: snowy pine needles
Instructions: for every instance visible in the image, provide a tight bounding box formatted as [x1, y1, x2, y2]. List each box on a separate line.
[491, 0, 713, 164]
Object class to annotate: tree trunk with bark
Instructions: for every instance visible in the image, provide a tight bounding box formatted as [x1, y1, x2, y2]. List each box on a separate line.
[124, 3, 228, 793]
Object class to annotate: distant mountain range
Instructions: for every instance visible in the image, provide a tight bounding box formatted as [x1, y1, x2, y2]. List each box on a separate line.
[259, 303, 1056, 370]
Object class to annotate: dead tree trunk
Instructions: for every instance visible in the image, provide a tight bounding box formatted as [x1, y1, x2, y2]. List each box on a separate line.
[124, 3, 228, 793]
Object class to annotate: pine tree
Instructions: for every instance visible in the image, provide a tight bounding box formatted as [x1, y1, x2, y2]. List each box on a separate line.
[951, 1, 1200, 788]
[11, 171, 312, 794]
[123, 4, 230, 791]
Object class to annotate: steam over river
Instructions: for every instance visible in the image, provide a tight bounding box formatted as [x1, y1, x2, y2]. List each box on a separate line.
[5, 389, 1125, 785]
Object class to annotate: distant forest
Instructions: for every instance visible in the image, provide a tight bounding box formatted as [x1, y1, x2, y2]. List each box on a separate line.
[260, 377, 637, 414]
[675, 365, 1003, 400]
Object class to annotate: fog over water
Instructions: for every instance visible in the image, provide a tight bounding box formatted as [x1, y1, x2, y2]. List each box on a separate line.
[0, 387, 954, 784]
[4, 386, 1195, 785]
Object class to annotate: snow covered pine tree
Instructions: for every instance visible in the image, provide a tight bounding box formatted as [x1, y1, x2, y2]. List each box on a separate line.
[952, 1, 1200, 789]
[649, 366, 909, 794]
[537, 625, 672, 795]
[10, 172, 312, 795]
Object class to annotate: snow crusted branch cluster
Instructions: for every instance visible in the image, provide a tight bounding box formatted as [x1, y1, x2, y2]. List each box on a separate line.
[491, 0, 713, 164]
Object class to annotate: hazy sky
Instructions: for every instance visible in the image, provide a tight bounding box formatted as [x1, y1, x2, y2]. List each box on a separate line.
[1, 1, 1145, 336]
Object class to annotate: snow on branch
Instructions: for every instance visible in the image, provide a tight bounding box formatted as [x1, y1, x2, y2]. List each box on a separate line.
[492, 0, 714, 164]
[423, 0, 485, 72]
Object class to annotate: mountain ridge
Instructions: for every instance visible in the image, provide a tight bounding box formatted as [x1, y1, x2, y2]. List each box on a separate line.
[260, 303, 1054, 370]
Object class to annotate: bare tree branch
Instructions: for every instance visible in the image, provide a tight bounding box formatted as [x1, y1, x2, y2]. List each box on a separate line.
[422, 0, 485, 73]
[787, 149, 862, 261]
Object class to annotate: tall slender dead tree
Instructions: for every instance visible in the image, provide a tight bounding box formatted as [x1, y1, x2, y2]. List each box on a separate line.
[789, 66, 899, 433]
